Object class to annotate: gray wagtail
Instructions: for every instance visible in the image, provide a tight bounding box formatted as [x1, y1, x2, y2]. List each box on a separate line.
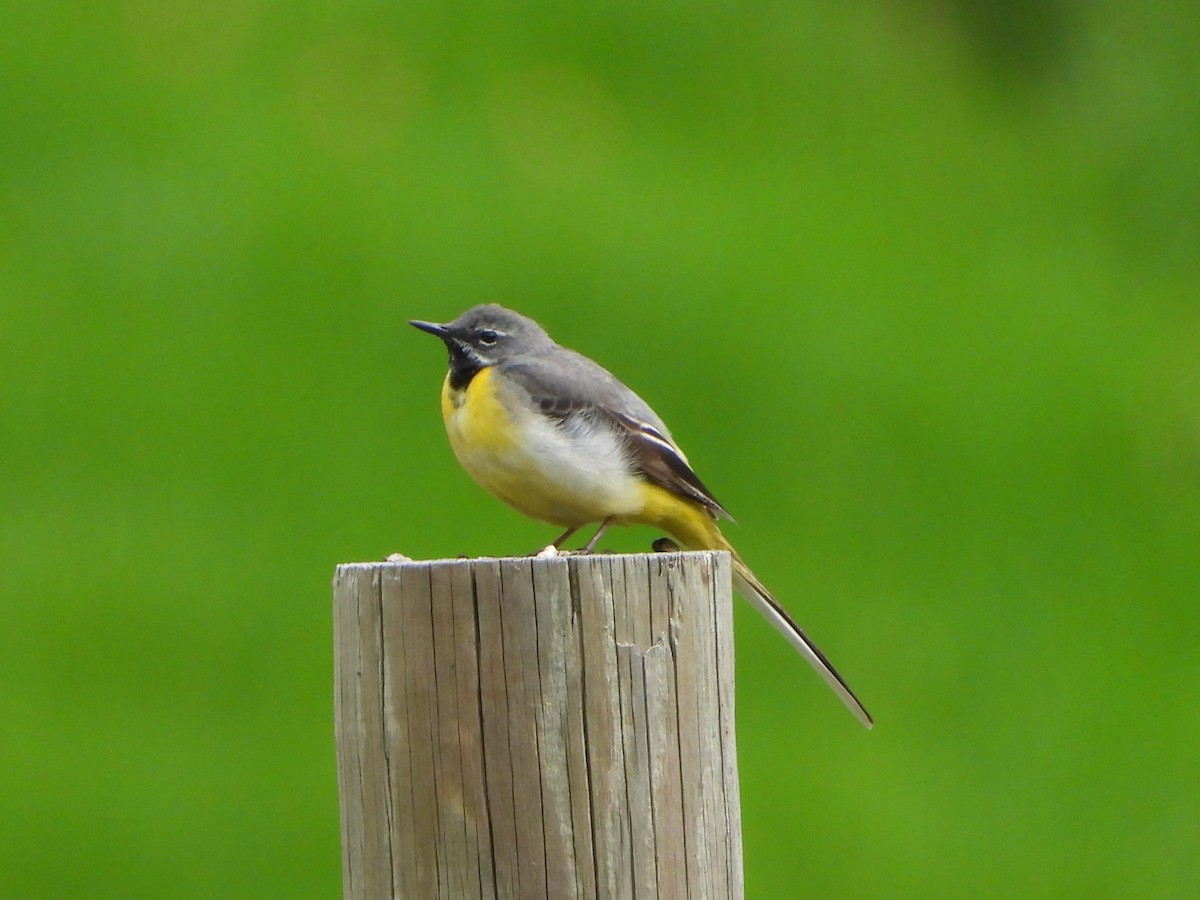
[411, 304, 872, 728]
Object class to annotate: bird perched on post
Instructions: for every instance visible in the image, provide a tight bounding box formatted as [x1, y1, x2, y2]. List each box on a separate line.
[411, 304, 872, 728]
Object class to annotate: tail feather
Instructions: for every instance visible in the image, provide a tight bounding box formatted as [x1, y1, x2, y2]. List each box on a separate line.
[636, 485, 873, 728]
[731, 558, 873, 729]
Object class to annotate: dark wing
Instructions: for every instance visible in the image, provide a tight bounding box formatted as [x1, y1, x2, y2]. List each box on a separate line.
[504, 353, 733, 520]
[604, 407, 732, 520]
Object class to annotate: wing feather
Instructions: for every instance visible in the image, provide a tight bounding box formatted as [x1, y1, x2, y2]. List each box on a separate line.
[606, 408, 732, 520]
[504, 356, 732, 520]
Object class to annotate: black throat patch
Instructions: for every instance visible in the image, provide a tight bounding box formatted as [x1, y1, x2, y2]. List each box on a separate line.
[446, 348, 486, 390]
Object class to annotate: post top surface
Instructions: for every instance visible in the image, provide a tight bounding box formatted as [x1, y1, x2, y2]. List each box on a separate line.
[335, 549, 731, 575]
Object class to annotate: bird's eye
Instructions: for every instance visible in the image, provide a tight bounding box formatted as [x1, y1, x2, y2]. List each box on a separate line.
[477, 329, 499, 345]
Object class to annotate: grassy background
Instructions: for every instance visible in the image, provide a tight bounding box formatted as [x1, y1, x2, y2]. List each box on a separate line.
[3, 2, 1198, 897]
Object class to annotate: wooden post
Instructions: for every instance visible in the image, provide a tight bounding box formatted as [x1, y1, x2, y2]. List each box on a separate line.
[333, 551, 743, 900]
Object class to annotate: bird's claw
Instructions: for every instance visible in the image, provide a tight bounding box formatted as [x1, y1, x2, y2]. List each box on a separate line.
[534, 544, 595, 558]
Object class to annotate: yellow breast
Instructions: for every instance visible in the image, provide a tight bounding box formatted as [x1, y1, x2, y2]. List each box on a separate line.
[440, 366, 521, 456]
[439, 366, 644, 527]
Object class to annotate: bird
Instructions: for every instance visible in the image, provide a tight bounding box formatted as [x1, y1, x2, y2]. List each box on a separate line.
[410, 304, 872, 728]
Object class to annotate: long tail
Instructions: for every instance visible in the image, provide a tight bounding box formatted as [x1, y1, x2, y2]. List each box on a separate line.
[640, 490, 873, 728]
[730, 555, 874, 729]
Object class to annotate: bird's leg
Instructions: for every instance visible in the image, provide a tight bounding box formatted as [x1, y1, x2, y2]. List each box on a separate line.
[551, 525, 580, 548]
[534, 519, 614, 557]
[533, 525, 580, 557]
[576, 518, 613, 555]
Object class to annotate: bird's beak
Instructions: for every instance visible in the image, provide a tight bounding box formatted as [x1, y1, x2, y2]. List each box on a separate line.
[409, 319, 451, 339]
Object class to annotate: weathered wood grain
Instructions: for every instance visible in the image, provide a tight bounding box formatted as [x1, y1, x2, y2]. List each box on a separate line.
[333, 551, 742, 900]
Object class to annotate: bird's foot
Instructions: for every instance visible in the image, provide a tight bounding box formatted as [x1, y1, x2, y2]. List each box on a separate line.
[533, 544, 594, 558]
[530, 518, 615, 558]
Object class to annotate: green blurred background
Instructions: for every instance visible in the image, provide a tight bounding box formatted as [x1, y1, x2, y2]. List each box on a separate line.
[3, 1, 1198, 897]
